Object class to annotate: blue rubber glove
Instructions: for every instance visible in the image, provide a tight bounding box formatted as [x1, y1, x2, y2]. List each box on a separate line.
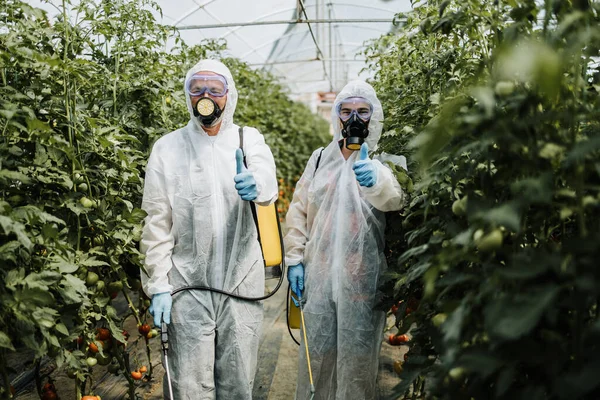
[149, 292, 172, 327]
[287, 263, 305, 306]
[234, 148, 258, 201]
[352, 143, 377, 188]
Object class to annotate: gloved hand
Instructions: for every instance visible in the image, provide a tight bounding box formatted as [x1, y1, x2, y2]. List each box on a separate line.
[287, 263, 305, 306]
[149, 292, 172, 327]
[234, 148, 258, 201]
[353, 143, 377, 188]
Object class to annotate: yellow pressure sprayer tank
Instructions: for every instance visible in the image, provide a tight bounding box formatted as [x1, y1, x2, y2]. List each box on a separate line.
[239, 127, 284, 280]
[257, 203, 283, 279]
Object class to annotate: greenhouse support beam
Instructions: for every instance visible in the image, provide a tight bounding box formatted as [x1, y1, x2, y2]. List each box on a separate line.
[177, 18, 395, 30]
[250, 58, 366, 66]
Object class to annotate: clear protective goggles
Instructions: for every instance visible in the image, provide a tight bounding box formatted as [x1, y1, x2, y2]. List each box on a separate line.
[185, 73, 228, 97]
[335, 96, 374, 122]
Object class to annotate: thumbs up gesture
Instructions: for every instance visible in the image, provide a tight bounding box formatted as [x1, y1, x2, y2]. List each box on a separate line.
[234, 148, 258, 201]
[352, 143, 377, 188]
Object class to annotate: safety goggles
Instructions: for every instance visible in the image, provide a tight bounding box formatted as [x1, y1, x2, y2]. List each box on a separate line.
[185, 73, 228, 97]
[335, 96, 373, 122]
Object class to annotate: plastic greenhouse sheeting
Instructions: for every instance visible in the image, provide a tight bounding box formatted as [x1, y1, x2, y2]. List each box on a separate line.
[167, 0, 413, 100]
[27, 0, 412, 103]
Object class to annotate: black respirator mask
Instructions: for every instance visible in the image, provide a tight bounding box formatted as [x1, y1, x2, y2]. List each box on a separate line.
[193, 97, 224, 128]
[336, 97, 373, 151]
[341, 114, 370, 151]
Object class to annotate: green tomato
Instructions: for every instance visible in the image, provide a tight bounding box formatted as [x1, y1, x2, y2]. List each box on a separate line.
[473, 229, 484, 243]
[494, 81, 515, 96]
[129, 279, 142, 291]
[80, 197, 94, 208]
[86, 357, 98, 367]
[78, 182, 89, 192]
[476, 229, 504, 252]
[107, 281, 124, 293]
[451, 197, 467, 216]
[147, 329, 159, 339]
[86, 272, 99, 286]
[432, 313, 447, 327]
[96, 352, 111, 366]
[107, 362, 120, 374]
[95, 280, 105, 291]
[449, 367, 467, 380]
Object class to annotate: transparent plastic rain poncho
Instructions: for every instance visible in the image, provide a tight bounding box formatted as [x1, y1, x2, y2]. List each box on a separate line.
[140, 59, 278, 399]
[284, 80, 406, 400]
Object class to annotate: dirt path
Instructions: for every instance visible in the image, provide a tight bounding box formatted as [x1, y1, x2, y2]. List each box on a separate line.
[12, 279, 406, 399]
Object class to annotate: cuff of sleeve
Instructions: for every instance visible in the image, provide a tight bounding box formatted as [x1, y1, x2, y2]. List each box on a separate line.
[253, 174, 276, 206]
[285, 256, 304, 267]
[144, 278, 173, 297]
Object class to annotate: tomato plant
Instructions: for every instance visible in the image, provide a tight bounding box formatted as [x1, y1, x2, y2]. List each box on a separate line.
[0, 0, 330, 398]
[367, 0, 600, 399]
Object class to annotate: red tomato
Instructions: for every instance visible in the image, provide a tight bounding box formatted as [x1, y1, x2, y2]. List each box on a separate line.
[131, 370, 143, 380]
[138, 324, 151, 336]
[96, 328, 110, 341]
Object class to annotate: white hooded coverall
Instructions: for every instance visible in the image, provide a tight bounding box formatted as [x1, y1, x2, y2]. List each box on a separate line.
[284, 80, 406, 400]
[140, 59, 278, 399]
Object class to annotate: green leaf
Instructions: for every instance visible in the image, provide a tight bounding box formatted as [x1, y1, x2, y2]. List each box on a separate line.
[0, 169, 32, 184]
[476, 203, 521, 232]
[443, 298, 469, 343]
[55, 323, 69, 336]
[80, 257, 109, 267]
[52, 258, 80, 274]
[24, 270, 62, 290]
[59, 275, 88, 304]
[0, 215, 33, 250]
[485, 285, 560, 340]
[555, 359, 600, 399]
[457, 350, 502, 379]
[510, 174, 553, 205]
[0, 331, 16, 351]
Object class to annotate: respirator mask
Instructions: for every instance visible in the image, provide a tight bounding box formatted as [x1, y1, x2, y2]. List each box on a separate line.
[185, 73, 228, 127]
[335, 96, 373, 150]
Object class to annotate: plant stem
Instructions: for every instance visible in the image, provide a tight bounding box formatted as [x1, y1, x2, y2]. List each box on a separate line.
[1, 350, 11, 400]
[122, 290, 142, 326]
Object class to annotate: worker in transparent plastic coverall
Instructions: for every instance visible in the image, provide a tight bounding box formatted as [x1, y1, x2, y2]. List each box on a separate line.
[284, 80, 406, 400]
[140, 59, 277, 399]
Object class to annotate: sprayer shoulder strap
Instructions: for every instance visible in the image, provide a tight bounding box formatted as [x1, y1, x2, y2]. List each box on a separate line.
[238, 126, 263, 249]
[313, 147, 324, 177]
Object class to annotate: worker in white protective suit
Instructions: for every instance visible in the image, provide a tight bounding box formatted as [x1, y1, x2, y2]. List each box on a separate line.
[285, 80, 406, 400]
[140, 59, 278, 399]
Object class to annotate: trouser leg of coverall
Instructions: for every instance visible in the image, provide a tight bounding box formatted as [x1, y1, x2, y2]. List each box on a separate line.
[295, 298, 338, 400]
[214, 296, 263, 398]
[165, 289, 217, 400]
[336, 309, 385, 400]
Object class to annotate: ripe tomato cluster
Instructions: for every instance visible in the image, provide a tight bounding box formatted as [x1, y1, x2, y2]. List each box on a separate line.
[41, 382, 58, 400]
[388, 334, 410, 346]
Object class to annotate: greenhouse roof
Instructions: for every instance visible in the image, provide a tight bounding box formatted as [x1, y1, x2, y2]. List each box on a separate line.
[162, 0, 412, 100]
[29, 0, 413, 103]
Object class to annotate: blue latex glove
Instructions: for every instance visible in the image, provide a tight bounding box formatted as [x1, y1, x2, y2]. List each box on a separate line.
[352, 143, 377, 188]
[287, 263, 305, 306]
[149, 292, 172, 327]
[234, 148, 258, 201]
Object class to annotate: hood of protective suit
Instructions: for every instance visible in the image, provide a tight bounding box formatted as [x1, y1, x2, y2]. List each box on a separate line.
[332, 80, 383, 150]
[184, 59, 238, 133]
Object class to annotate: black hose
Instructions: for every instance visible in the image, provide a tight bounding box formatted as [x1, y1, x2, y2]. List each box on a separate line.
[170, 265, 285, 300]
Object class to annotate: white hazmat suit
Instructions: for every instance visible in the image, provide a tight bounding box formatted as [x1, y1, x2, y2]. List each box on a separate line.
[284, 80, 406, 400]
[140, 59, 278, 399]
